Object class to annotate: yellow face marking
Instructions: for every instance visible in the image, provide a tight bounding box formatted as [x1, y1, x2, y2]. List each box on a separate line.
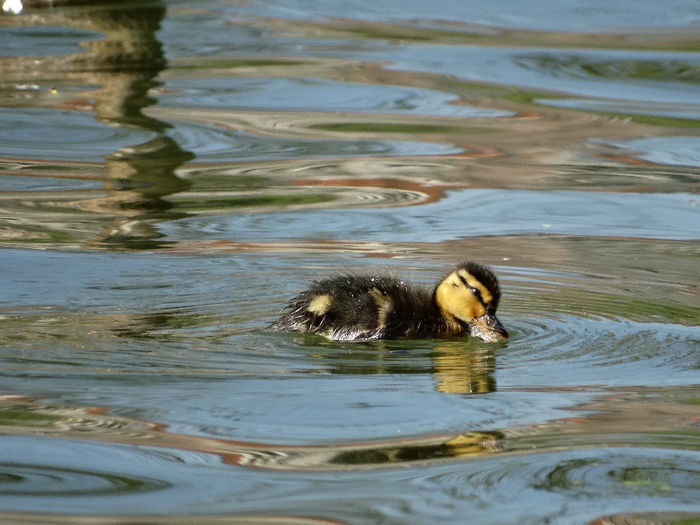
[307, 294, 332, 315]
[369, 287, 392, 329]
[456, 269, 493, 305]
[435, 271, 487, 326]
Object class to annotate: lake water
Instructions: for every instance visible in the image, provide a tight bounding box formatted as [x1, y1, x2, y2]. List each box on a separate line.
[0, 1, 699, 523]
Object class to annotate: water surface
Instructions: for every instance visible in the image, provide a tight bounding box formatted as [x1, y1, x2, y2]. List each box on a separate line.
[0, 1, 698, 523]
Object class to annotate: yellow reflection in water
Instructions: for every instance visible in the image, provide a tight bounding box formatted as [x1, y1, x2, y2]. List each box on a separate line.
[432, 342, 496, 395]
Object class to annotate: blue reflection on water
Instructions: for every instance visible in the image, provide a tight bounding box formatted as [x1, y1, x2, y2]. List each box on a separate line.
[160, 77, 513, 117]
[0, 25, 102, 57]
[0, 108, 156, 162]
[230, 0, 700, 31]
[164, 190, 700, 242]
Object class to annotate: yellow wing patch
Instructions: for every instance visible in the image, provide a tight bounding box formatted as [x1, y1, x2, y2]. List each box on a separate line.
[369, 287, 392, 330]
[307, 294, 333, 315]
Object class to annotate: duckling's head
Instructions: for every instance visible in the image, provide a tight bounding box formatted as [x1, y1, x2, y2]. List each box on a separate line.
[434, 261, 508, 343]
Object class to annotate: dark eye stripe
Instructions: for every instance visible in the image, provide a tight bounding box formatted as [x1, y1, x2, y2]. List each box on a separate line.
[457, 274, 484, 303]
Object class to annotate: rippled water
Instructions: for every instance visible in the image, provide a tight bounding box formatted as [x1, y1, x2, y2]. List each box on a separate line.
[0, 1, 698, 523]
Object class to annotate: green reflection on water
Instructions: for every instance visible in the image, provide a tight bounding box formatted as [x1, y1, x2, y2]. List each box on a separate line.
[0, 408, 59, 427]
[522, 55, 700, 83]
[172, 193, 334, 212]
[185, 173, 271, 192]
[535, 458, 590, 490]
[310, 122, 467, 134]
[615, 113, 700, 128]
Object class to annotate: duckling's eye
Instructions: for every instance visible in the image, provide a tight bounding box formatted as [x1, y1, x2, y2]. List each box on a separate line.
[457, 274, 480, 297]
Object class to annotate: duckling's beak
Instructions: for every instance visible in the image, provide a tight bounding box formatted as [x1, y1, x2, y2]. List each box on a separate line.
[469, 313, 508, 343]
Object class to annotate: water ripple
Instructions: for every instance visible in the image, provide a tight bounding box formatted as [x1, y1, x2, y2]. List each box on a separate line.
[0, 435, 254, 516]
[0, 26, 101, 58]
[0, 436, 173, 501]
[0, 108, 155, 162]
[500, 316, 698, 388]
[0, 437, 696, 523]
[596, 135, 700, 167]
[163, 189, 700, 241]
[405, 448, 700, 524]
[0, 463, 167, 497]
[160, 76, 512, 118]
[165, 118, 459, 162]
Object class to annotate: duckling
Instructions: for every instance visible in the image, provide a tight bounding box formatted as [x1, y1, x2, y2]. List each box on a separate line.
[270, 261, 507, 343]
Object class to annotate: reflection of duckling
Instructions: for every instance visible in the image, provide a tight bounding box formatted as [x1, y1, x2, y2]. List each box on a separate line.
[433, 343, 496, 394]
[270, 261, 507, 343]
